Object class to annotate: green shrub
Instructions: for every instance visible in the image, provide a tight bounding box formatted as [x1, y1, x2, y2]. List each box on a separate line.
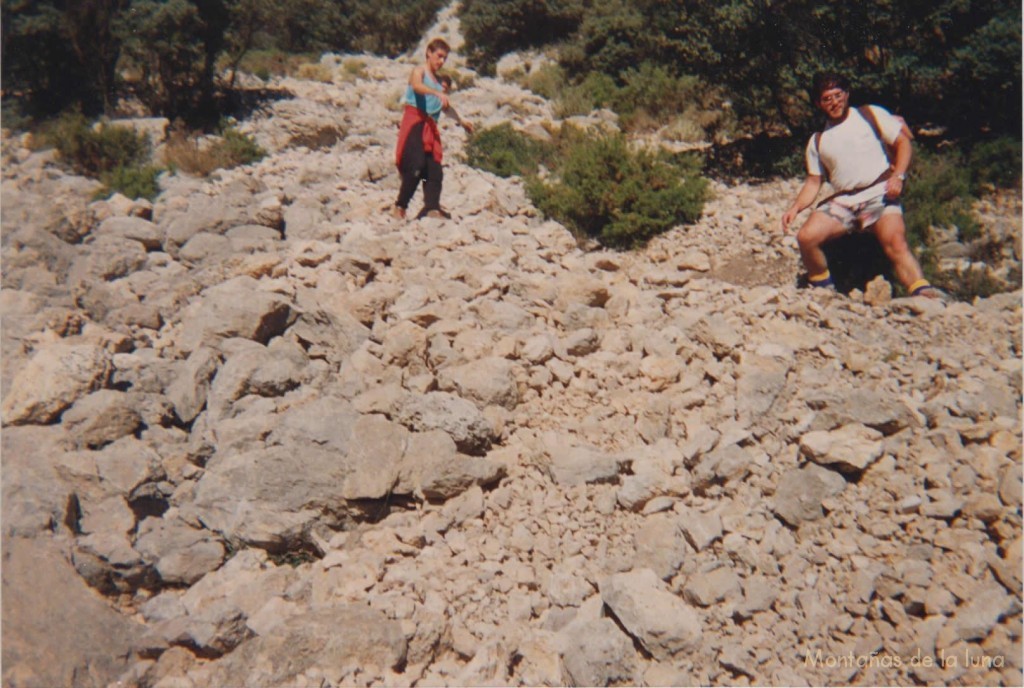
[903, 147, 979, 245]
[554, 71, 616, 118]
[527, 130, 708, 248]
[465, 123, 552, 178]
[1, 98, 32, 133]
[164, 126, 265, 176]
[100, 164, 163, 201]
[230, 49, 320, 80]
[48, 112, 151, 178]
[968, 136, 1022, 193]
[219, 127, 265, 166]
[523, 63, 567, 100]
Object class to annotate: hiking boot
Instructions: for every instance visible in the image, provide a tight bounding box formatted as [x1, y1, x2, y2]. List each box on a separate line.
[417, 207, 451, 220]
[914, 285, 950, 302]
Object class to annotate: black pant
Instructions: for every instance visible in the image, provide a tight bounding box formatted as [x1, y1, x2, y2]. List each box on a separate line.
[396, 122, 442, 212]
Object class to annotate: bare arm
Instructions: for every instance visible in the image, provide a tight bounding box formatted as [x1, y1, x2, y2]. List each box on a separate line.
[883, 133, 912, 199]
[780, 176, 823, 232]
[408, 66, 449, 109]
[443, 104, 474, 133]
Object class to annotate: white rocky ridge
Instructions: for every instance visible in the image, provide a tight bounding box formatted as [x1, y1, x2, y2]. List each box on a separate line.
[1, 11, 1022, 688]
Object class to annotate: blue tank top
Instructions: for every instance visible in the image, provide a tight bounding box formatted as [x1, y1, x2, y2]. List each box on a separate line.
[402, 71, 443, 122]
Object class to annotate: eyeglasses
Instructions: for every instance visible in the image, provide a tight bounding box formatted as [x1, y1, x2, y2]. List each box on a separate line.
[820, 92, 846, 105]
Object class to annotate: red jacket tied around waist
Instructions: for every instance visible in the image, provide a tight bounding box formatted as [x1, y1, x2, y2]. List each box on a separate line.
[395, 105, 443, 168]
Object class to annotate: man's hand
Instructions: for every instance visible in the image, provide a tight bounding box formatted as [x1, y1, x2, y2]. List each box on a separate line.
[462, 120, 475, 134]
[438, 92, 450, 110]
[781, 206, 800, 233]
[884, 175, 904, 200]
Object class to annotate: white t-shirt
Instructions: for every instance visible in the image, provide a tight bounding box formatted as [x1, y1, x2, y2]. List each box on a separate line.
[805, 105, 903, 198]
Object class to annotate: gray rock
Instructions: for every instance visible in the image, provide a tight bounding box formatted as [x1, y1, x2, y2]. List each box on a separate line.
[546, 443, 622, 487]
[166, 347, 222, 423]
[736, 574, 778, 618]
[558, 617, 639, 687]
[2, 343, 112, 425]
[952, 586, 1018, 641]
[205, 343, 304, 419]
[2, 426, 75, 536]
[96, 216, 163, 250]
[633, 515, 689, 580]
[156, 599, 251, 656]
[806, 388, 916, 435]
[177, 276, 297, 354]
[437, 356, 521, 410]
[677, 508, 723, 551]
[683, 565, 741, 606]
[186, 445, 358, 549]
[394, 391, 495, 455]
[693, 314, 742, 357]
[398, 430, 506, 500]
[694, 442, 751, 488]
[204, 605, 407, 685]
[737, 354, 790, 421]
[999, 464, 1023, 508]
[62, 389, 142, 449]
[67, 236, 147, 284]
[178, 232, 232, 265]
[134, 517, 226, 585]
[773, 464, 847, 526]
[2, 537, 154, 687]
[600, 568, 703, 660]
[800, 423, 884, 472]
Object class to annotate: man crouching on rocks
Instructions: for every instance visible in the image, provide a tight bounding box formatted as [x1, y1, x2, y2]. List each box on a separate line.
[780, 72, 944, 299]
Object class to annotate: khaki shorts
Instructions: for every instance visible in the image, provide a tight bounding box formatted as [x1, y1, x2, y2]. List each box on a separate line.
[818, 193, 902, 233]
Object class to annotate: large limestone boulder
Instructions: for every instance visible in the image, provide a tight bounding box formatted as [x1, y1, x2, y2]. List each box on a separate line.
[2, 537, 153, 687]
[600, 568, 704, 661]
[2, 343, 112, 425]
[204, 604, 408, 685]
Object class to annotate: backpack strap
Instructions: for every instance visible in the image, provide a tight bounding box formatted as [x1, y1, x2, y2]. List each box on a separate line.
[857, 105, 891, 164]
[813, 130, 829, 183]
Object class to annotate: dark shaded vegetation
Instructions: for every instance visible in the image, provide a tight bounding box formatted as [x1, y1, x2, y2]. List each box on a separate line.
[2, 0, 444, 125]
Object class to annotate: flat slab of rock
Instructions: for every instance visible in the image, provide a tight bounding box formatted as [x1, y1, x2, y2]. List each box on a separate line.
[204, 604, 407, 685]
[600, 568, 703, 660]
[800, 423, 884, 472]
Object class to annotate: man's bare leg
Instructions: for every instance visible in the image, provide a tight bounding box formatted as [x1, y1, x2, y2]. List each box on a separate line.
[796, 211, 847, 284]
[872, 213, 928, 291]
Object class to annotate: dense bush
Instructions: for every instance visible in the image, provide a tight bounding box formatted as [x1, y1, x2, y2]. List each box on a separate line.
[44, 112, 161, 199]
[102, 164, 163, 200]
[465, 123, 553, 178]
[967, 137, 1023, 194]
[903, 147, 980, 246]
[460, 0, 584, 74]
[527, 130, 708, 248]
[3, 0, 445, 125]
[461, 0, 1022, 141]
[48, 113, 151, 178]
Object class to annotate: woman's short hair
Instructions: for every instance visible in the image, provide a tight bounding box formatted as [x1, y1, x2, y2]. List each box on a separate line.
[427, 38, 451, 55]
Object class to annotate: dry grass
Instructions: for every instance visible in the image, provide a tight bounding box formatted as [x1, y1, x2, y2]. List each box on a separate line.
[295, 63, 334, 83]
[163, 129, 265, 177]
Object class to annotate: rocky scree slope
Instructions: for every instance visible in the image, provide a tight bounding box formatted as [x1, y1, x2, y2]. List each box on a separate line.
[1, 42, 1022, 688]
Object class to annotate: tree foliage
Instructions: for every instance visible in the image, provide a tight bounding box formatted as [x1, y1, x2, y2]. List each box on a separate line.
[2, 0, 444, 124]
[460, 0, 1022, 139]
[460, 0, 584, 74]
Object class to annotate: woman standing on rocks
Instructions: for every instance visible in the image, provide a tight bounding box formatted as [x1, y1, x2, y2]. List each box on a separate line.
[392, 38, 473, 220]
